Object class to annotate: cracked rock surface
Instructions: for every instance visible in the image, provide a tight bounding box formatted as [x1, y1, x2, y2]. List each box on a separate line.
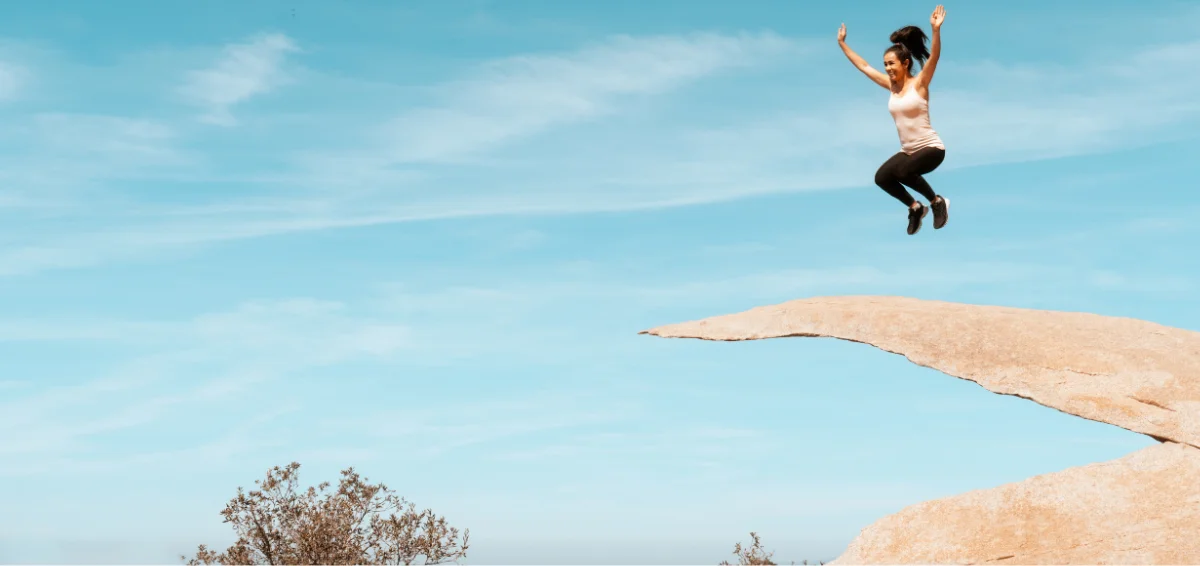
[640, 295, 1200, 564]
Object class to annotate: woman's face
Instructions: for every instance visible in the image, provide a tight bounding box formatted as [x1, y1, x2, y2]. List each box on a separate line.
[883, 51, 907, 81]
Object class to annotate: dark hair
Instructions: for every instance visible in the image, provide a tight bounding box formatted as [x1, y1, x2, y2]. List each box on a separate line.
[885, 25, 929, 74]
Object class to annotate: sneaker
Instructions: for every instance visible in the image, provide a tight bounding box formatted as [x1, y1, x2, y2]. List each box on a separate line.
[907, 203, 928, 235]
[931, 196, 950, 229]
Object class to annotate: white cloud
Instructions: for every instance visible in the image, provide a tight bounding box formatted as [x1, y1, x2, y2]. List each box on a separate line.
[181, 32, 299, 126]
[1086, 270, 1192, 294]
[0, 297, 413, 471]
[0, 60, 28, 101]
[367, 261, 1099, 315]
[913, 40, 1200, 168]
[639, 38, 1200, 194]
[376, 31, 799, 163]
[4, 21, 1200, 278]
[319, 390, 642, 458]
[6, 259, 1006, 466]
[0, 404, 299, 477]
[29, 113, 189, 169]
[0, 29, 796, 277]
[0, 392, 186, 457]
[0, 112, 194, 211]
[0, 298, 412, 358]
[188, 298, 412, 362]
[493, 425, 769, 464]
[0, 319, 170, 342]
[171, 35, 1200, 242]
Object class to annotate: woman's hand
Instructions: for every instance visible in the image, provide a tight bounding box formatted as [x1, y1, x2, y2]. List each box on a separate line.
[838, 23, 847, 43]
[930, 5, 945, 31]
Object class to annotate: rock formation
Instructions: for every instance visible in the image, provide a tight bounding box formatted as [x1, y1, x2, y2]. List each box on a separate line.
[832, 442, 1200, 564]
[639, 295, 1200, 564]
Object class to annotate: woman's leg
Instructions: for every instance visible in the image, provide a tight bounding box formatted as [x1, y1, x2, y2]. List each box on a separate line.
[896, 147, 945, 201]
[897, 147, 949, 228]
[876, 151, 931, 235]
[875, 152, 916, 207]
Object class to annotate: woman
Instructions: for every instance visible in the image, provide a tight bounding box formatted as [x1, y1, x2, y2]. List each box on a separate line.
[838, 5, 948, 235]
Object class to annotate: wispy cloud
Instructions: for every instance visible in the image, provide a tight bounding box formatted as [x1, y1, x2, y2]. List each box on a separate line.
[0, 31, 801, 276]
[0, 403, 301, 477]
[0, 60, 28, 101]
[0, 112, 195, 212]
[317, 390, 642, 459]
[28, 113, 191, 174]
[165, 35, 1200, 228]
[0, 319, 170, 343]
[370, 260, 1149, 315]
[931, 40, 1200, 167]
[1086, 270, 1192, 294]
[0, 297, 412, 357]
[375, 32, 799, 164]
[492, 425, 770, 466]
[5, 11, 1200, 278]
[187, 298, 413, 360]
[0, 298, 412, 474]
[646, 37, 1200, 194]
[181, 32, 299, 126]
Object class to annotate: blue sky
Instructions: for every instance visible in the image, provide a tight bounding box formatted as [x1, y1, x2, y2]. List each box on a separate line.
[1, 0, 1198, 563]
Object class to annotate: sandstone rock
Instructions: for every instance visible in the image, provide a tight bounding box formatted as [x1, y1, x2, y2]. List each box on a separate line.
[639, 295, 1200, 448]
[830, 441, 1200, 564]
[641, 295, 1200, 563]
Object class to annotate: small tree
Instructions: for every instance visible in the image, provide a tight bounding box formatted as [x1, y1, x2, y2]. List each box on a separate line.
[720, 531, 776, 566]
[184, 462, 469, 565]
[718, 532, 824, 565]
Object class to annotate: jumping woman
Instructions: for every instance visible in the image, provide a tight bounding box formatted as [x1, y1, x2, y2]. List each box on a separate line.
[839, 5, 948, 235]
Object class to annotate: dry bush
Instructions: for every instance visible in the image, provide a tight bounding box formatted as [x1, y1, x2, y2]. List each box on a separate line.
[183, 462, 469, 565]
[720, 532, 824, 566]
[721, 531, 776, 565]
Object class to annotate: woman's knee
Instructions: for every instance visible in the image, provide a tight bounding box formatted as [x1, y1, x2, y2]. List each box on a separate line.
[874, 167, 896, 187]
[893, 163, 913, 180]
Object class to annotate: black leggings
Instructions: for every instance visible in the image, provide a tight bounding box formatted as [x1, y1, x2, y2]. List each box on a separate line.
[874, 147, 945, 207]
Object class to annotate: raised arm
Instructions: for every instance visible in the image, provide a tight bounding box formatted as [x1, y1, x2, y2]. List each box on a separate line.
[838, 23, 889, 90]
[916, 6, 944, 92]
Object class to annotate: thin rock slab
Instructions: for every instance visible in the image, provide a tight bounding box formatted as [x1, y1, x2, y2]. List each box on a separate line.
[829, 441, 1200, 564]
[639, 295, 1200, 447]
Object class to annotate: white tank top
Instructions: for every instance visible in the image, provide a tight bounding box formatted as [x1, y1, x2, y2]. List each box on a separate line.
[888, 85, 944, 154]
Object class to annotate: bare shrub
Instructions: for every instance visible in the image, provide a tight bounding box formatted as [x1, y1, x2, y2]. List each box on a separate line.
[719, 532, 824, 566]
[721, 531, 776, 565]
[183, 462, 468, 565]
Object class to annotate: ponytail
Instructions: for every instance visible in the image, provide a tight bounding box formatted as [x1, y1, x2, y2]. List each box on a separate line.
[885, 25, 930, 72]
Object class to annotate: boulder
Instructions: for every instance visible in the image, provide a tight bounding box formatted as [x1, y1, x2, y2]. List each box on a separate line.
[641, 295, 1200, 448]
[831, 441, 1200, 564]
[640, 295, 1200, 563]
